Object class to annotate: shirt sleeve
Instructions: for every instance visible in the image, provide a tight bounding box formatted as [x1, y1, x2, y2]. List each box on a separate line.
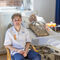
[4, 31, 12, 46]
[25, 29, 31, 43]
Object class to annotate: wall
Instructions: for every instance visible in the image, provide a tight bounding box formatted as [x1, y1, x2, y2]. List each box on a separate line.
[33, 0, 56, 22]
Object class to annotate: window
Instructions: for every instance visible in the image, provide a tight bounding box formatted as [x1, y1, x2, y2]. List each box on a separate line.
[0, 0, 33, 10]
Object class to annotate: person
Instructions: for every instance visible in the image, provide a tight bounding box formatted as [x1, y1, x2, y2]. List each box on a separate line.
[4, 13, 41, 60]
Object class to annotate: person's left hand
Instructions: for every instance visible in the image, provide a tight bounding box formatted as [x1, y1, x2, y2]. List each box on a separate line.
[23, 51, 28, 57]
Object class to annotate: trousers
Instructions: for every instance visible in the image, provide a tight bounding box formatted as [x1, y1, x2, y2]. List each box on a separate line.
[11, 49, 41, 60]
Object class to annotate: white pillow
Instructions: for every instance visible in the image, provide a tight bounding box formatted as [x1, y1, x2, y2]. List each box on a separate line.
[22, 16, 30, 28]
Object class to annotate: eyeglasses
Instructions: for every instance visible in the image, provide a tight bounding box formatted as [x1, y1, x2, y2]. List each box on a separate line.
[13, 19, 22, 22]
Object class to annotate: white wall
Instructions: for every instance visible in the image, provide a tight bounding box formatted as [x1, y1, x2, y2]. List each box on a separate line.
[33, 0, 56, 22]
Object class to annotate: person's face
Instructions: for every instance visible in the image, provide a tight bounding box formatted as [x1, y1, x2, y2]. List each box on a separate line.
[12, 16, 22, 27]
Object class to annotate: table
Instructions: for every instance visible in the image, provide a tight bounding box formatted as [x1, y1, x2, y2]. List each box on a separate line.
[55, 25, 60, 31]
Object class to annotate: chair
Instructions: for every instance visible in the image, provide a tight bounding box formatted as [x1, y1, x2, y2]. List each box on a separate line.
[6, 48, 11, 60]
[6, 45, 39, 60]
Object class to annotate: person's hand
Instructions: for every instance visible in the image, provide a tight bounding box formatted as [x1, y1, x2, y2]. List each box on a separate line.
[23, 51, 28, 57]
[17, 50, 25, 55]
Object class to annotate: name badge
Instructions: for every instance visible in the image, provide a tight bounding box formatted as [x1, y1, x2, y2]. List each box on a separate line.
[14, 34, 16, 40]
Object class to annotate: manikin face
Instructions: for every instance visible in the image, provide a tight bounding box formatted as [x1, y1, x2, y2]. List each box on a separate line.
[12, 16, 22, 27]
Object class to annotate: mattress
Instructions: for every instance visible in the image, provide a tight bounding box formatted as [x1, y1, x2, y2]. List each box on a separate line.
[29, 28, 60, 51]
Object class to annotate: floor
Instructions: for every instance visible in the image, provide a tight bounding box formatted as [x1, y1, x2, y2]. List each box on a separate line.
[0, 54, 55, 60]
[0, 54, 7, 60]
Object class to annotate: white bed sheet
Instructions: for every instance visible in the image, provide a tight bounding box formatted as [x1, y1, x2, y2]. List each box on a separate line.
[29, 28, 60, 50]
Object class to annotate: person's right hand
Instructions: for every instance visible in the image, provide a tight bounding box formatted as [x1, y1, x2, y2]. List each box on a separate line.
[17, 50, 25, 55]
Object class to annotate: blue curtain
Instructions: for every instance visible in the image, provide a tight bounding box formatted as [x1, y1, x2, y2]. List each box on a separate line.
[55, 0, 60, 25]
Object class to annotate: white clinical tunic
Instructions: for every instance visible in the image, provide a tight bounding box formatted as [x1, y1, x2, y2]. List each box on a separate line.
[4, 26, 31, 55]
